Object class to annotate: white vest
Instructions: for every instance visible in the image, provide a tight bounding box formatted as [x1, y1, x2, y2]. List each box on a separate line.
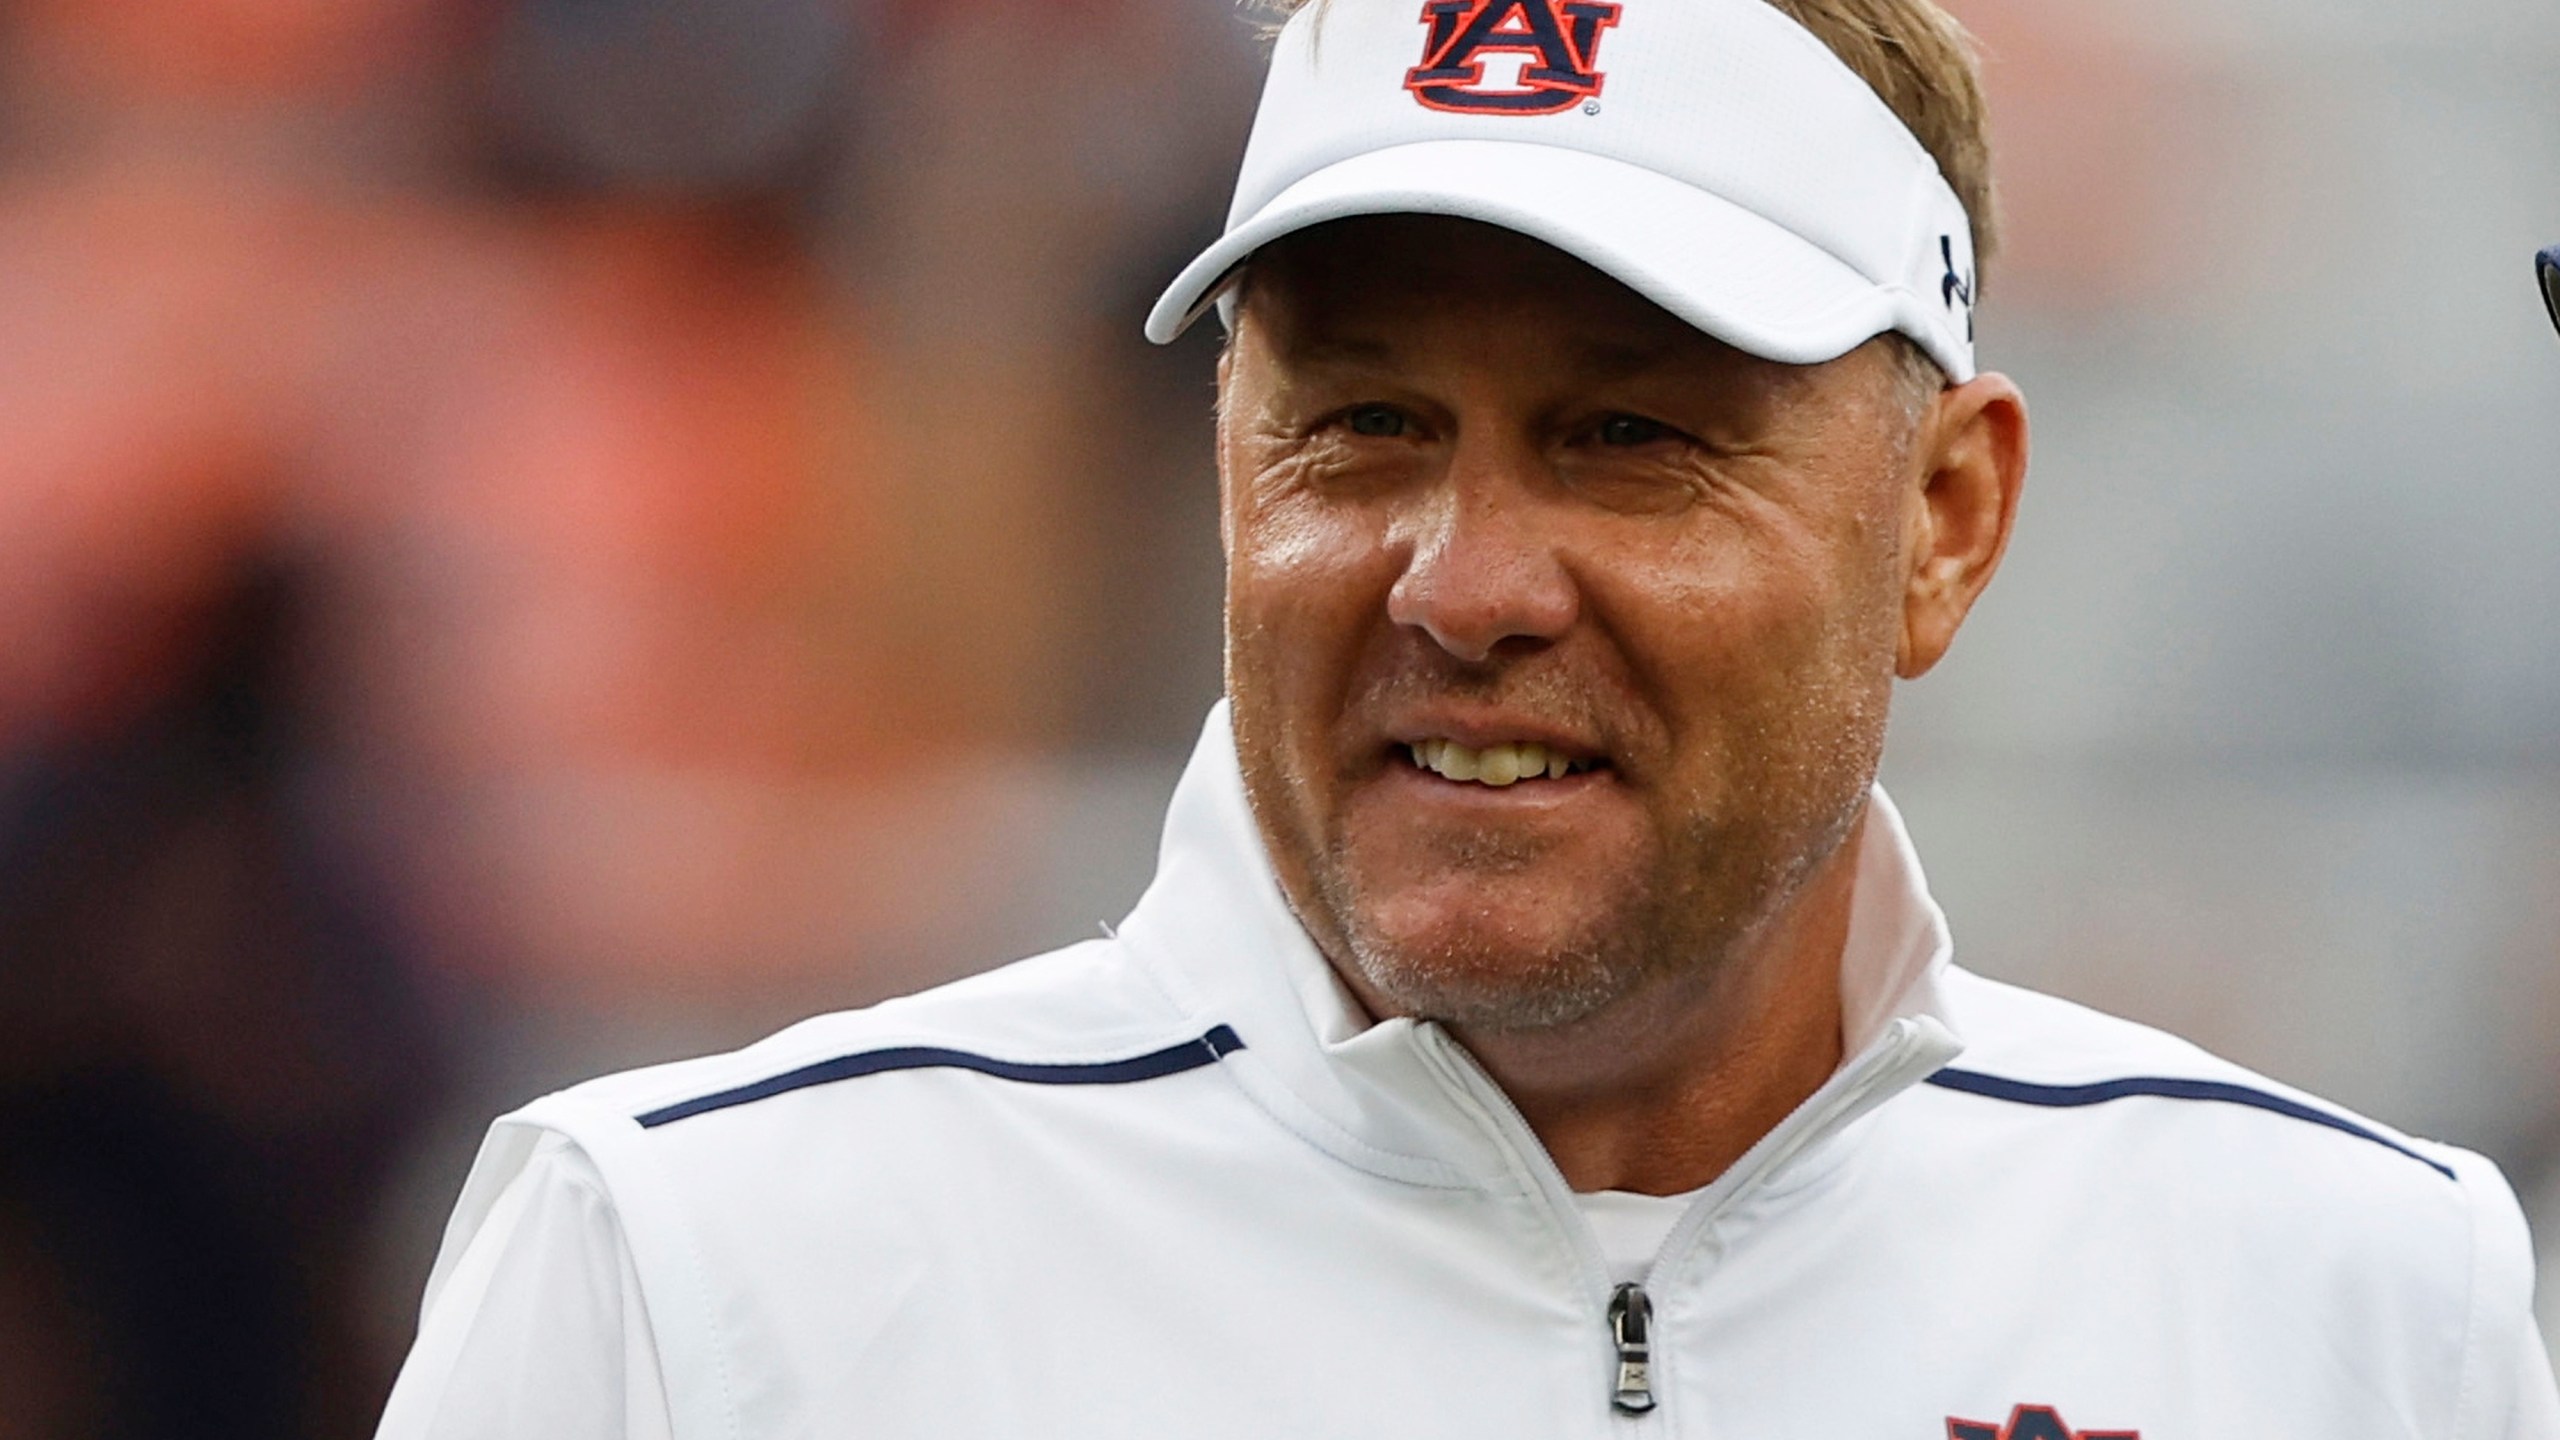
[380, 707, 2558, 1440]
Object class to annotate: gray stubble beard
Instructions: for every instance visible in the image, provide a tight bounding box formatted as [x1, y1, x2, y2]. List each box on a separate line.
[1306, 804, 1818, 1037]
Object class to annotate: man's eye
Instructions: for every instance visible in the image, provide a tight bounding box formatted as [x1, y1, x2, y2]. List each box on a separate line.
[1345, 406, 1408, 438]
[1597, 414, 1671, 447]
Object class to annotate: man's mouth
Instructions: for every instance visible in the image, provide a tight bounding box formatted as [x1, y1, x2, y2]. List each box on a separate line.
[1403, 739, 1606, 787]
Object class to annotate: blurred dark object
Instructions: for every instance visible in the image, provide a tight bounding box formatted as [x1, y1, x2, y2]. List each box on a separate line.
[2538, 246, 2559, 341]
[481, 0, 857, 194]
[0, 565, 445, 1440]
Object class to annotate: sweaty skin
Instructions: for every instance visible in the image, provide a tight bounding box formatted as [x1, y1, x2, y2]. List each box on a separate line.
[1217, 216, 2026, 1195]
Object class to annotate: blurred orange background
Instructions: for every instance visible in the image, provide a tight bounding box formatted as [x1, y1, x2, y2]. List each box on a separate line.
[0, 1, 2553, 1434]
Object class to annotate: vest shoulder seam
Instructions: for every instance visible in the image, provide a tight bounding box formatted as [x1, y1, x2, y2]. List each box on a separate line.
[632, 1025, 1244, 1128]
[1923, 1066, 2454, 1181]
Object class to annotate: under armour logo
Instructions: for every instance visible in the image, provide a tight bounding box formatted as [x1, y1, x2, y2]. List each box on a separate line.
[1948, 1403, 2139, 1440]
[1940, 233, 1976, 342]
[1405, 0, 1623, 116]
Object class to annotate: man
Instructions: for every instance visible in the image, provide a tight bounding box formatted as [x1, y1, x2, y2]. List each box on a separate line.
[378, 1, 2560, 1435]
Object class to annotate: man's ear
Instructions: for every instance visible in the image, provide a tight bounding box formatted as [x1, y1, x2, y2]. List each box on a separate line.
[1897, 371, 2028, 679]
[1214, 341, 1237, 563]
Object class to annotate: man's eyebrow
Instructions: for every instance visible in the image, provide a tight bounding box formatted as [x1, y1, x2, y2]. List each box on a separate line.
[1273, 333, 1698, 377]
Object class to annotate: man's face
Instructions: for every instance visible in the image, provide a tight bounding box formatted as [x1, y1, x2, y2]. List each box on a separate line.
[1218, 215, 1928, 1034]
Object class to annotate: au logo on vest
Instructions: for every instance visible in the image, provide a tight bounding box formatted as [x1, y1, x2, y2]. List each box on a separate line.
[1405, 0, 1623, 115]
[1947, 1403, 2139, 1440]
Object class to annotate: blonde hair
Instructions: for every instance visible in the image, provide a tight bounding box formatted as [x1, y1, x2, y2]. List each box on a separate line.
[1261, 0, 2000, 287]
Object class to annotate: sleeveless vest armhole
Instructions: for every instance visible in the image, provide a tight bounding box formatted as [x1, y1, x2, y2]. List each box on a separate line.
[513, 1095, 743, 1440]
[2443, 1145, 2542, 1437]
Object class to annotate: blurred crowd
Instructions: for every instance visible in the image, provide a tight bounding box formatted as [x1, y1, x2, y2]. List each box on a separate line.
[0, 1, 1256, 1434]
[0, 0, 2554, 1435]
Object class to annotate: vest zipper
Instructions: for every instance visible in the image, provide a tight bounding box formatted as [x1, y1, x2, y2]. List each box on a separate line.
[1414, 1016, 1962, 1425]
[1607, 1283, 1657, 1416]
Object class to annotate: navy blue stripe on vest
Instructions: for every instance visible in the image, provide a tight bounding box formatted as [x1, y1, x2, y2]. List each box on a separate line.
[636, 1025, 1247, 1129]
[1924, 1067, 2455, 1181]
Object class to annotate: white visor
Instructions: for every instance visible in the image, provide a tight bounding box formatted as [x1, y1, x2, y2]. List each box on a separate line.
[1145, 0, 1979, 383]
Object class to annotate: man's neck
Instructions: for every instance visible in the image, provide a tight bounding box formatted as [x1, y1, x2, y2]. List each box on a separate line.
[1448, 819, 1861, 1196]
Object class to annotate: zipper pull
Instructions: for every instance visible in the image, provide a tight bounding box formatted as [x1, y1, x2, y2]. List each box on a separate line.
[1607, 1282, 1656, 1416]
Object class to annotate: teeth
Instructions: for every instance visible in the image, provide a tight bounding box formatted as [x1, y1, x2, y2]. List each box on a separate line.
[1409, 739, 1594, 786]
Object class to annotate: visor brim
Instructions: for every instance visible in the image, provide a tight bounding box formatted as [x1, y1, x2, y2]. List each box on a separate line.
[1144, 139, 1970, 382]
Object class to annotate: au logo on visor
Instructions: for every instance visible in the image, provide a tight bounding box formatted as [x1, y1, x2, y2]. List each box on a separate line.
[1406, 0, 1623, 115]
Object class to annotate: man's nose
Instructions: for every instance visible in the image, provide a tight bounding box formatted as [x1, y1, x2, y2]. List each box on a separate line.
[1385, 457, 1578, 664]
